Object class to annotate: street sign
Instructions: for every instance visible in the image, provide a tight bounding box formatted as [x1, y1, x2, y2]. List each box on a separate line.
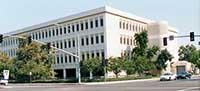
[3, 70, 9, 80]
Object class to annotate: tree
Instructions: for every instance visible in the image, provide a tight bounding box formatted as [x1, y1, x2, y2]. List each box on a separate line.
[155, 49, 173, 72]
[128, 31, 159, 75]
[81, 57, 102, 79]
[108, 57, 125, 78]
[0, 51, 14, 77]
[12, 37, 55, 81]
[179, 45, 200, 69]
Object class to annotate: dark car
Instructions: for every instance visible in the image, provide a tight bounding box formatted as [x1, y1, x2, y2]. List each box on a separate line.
[176, 72, 192, 79]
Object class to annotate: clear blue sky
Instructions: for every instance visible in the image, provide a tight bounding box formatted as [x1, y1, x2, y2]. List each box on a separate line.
[0, 0, 199, 48]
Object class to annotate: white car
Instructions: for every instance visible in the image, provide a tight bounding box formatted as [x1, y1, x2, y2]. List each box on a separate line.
[160, 72, 177, 81]
[0, 77, 8, 85]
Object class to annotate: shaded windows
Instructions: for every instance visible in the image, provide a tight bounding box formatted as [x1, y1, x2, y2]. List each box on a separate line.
[64, 40, 67, 48]
[52, 29, 55, 36]
[68, 40, 71, 48]
[72, 25, 75, 32]
[68, 26, 71, 33]
[119, 22, 122, 29]
[100, 18, 103, 26]
[45, 31, 48, 38]
[90, 21, 93, 28]
[56, 28, 59, 35]
[91, 36, 94, 45]
[96, 35, 99, 44]
[49, 30, 51, 37]
[101, 35, 104, 43]
[60, 27, 62, 35]
[82, 54, 85, 61]
[85, 22, 88, 29]
[65, 55, 67, 63]
[64, 27, 67, 34]
[86, 37, 89, 45]
[81, 38, 84, 46]
[72, 39, 75, 47]
[76, 24, 79, 31]
[95, 19, 98, 27]
[81, 23, 84, 30]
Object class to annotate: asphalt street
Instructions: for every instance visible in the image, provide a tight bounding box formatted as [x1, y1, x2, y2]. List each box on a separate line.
[1, 75, 200, 91]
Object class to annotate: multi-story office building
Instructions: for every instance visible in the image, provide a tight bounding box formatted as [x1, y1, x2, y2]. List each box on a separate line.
[0, 6, 179, 78]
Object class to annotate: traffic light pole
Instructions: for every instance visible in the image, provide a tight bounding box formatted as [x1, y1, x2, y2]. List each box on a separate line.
[1, 34, 81, 84]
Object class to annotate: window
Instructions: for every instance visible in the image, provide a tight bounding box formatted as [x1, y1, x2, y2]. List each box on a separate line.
[101, 51, 105, 59]
[38, 32, 41, 39]
[52, 29, 55, 36]
[42, 32, 45, 38]
[85, 22, 88, 29]
[68, 40, 71, 48]
[61, 55, 63, 64]
[69, 56, 71, 63]
[126, 23, 128, 30]
[60, 41, 63, 49]
[81, 38, 84, 46]
[45, 31, 48, 38]
[101, 35, 104, 43]
[86, 37, 89, 45]
[64, 40, 67, 48]
[82, 54, 85, 61]
[57, 56, 59, 64]
[123, 22, 125, 29]
[72, 25, 75, 32]
[91, 52, 94, 58]
[120, 37, 122, 44]
[76, 24, 79, 31]
[123, 38, 126, 44]
[96, 52, 99, 57]
[56, 28, 59, 35]
[86, 53, 90, 59]
[49, 30, 51, 37]
[130, 38, 132, 45]
[56, 42, 59, 48]
[95, 19, 98, 27]
[81, 23, 84, 30]
[64, 27, 67, 34]
[65, 55, 67, 63]
[91, 36, 94, 45]
[96, 35, 99, 44]
[100, 18, 103, 26]
[130, 24, 132, 30]
[72, 39, 75, 47]
[60, 27, 62, 35]
[68, 26, 71, 33]
[127, 38, 129, 45]
[119, 22, 122, 28]
[90, 21, 93, 28]
[73, 56, 76, 63]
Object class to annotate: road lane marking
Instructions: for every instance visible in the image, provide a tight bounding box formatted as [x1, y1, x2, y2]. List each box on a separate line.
[177, 87, 200, 91]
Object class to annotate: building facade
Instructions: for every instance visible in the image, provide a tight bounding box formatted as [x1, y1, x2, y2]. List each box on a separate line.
[0, 6, 179, 78]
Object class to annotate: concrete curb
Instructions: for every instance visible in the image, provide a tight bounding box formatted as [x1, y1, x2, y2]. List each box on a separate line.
[81, 78, 159, 85]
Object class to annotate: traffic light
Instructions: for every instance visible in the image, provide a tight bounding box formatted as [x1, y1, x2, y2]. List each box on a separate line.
[47, 42, 51, 50]
[27, 36, 32, 44]
[190, 32, 194, 41]
[163, 37, 167, 46]
[0, 34, 3, 43]
[169, 35, 174, 40]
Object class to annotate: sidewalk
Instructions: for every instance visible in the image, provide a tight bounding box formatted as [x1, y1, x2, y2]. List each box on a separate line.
[81, 78, 159, 85]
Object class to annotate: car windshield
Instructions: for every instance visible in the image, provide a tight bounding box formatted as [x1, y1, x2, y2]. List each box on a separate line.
[163, 73, 171, 75]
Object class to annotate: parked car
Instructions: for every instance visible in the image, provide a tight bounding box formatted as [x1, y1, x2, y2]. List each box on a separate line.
[0, 77, 8, 85]
[160, 72, 177, 81]
[176, 72, 192, 79]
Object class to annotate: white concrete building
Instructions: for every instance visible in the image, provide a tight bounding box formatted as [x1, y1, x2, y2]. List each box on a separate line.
[0, 6, 179, 78]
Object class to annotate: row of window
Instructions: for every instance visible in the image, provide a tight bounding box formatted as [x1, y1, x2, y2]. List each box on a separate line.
[31, 17, 104, 40]
[55, 50, 104, 64]
[3, 49, 16, 57]
[50, 34, 104, 49]
[1, 38, 19, 47]
[119, 21, 147, 32]
[120, 36, 136, 46]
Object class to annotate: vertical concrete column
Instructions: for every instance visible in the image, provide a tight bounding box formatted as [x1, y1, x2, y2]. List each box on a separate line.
[63, 69, 66, 79]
